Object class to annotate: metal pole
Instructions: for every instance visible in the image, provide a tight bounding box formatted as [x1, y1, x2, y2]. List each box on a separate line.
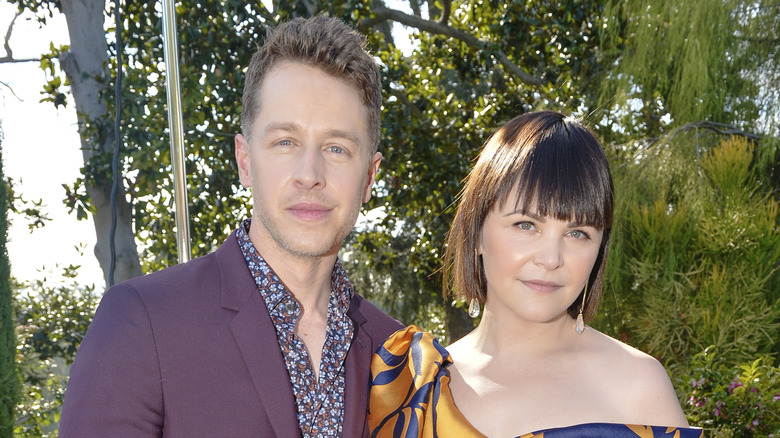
[161, 0, 191, 263]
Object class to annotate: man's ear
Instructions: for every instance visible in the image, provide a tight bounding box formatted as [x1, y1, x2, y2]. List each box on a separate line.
[362, 151, 383, 203]
[235, 134, 252, 188]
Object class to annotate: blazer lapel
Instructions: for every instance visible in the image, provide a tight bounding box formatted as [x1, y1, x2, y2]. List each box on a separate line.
[217, 233, 301, 438]
[343, 298, 372, 438]
[230, 295, 300, 437]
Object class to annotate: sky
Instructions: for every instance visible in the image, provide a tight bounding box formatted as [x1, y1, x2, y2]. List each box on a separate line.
[1, 3, 105, 289]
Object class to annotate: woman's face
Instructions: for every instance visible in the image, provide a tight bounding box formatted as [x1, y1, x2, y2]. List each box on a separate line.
[478, 197, 603, 326]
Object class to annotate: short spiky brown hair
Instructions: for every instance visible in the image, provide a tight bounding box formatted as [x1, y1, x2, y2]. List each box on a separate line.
[240, 16, 382, 152]
[443, 111, 614, 322]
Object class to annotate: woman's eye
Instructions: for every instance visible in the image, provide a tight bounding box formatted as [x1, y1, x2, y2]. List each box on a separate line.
[516, 221, 534, 231]
[569, 230, 590, 239]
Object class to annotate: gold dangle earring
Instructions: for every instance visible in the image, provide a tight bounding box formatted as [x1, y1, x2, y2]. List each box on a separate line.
[575, 279, 588, 334]
[469, 249, 481, 318]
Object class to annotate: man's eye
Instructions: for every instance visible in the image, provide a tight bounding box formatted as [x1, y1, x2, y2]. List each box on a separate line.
[328, 146, 344, 154]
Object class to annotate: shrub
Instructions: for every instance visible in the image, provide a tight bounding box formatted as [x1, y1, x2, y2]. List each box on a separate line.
[680, 348, 780, 437]
[598, 133, 780, 366]
[14, 268, 98, 437]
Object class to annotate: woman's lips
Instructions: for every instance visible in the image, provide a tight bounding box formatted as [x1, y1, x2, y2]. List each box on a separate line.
[521, 279, 563, 293]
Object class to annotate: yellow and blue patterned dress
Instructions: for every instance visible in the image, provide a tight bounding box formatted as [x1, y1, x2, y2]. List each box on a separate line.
[368, 326, 703, 438]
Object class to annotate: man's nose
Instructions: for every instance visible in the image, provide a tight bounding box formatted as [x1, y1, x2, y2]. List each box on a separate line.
[292, 145, 326, 190]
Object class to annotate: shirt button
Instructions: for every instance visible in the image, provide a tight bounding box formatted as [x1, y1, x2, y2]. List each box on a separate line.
[285, 301, 296, 313]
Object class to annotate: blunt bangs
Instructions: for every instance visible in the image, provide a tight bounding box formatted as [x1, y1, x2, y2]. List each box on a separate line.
[485, 114, 613, 231]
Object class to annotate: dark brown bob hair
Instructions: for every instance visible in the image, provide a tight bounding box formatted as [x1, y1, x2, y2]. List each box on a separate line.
[241, 16, 382, 152]
[443, 111, 614, 322]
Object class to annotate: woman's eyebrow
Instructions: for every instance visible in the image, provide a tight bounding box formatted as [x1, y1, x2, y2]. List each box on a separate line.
[503, 210, 545, 222]
[568, 219, 599, 228]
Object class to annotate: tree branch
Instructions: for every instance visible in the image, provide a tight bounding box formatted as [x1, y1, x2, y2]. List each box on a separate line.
[438, 0, 451, 25]
[0, 56, 39, 64]
[3, 11, 17, 60]
[736, 35, 780, 45]
[409, 0, 421, 17]
[358, 6, 544, 86]
[619, 120, 764, 174]
[0, 80, 23, 101]
[670, 120, 763, 143]
[0, 11, 38, 64]
[439, 0, 452, 26]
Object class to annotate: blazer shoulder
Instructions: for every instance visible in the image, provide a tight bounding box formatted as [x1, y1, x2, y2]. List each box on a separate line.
[124, 250, 219, 289]
[110, 231, 245, 304]
[350, 294, 403, 341]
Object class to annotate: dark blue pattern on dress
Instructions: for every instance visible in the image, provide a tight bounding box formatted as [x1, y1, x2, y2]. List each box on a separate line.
[523, 422, 703, 437]
[236, 219, 354, 438]
[371, 330, 450, 438]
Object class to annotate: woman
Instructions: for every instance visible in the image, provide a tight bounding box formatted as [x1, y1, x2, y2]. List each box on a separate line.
[368, 111, 701, 437]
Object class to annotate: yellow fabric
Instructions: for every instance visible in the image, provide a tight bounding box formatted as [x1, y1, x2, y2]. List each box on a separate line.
[368, 326, 703, 438]
[368, 326, 485, 438]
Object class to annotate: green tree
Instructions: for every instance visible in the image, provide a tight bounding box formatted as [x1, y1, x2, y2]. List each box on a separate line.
[598, 0, 780, 141]
[5, 0, 142, 286]
[14, 268, 98, 436]
[0, 126, 20, 438]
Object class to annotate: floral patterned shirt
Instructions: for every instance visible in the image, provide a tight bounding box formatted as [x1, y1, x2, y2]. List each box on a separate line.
[236, 219, 355, 437]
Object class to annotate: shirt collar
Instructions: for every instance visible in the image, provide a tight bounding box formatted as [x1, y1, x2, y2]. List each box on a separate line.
[236, 218, 354, 322]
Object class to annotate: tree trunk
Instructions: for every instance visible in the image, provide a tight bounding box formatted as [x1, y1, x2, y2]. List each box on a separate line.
[60, 0, 142, 286]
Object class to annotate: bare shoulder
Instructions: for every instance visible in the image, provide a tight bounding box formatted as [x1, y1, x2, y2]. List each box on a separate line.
[586, 329, 666, 373]
[445, 331, 477, 363]
[584, 330, 689, 427]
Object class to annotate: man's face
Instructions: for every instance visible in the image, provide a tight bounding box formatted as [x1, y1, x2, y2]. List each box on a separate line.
[235, 61, 381, 261]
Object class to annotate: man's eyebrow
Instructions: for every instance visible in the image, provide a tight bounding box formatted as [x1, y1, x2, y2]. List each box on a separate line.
[262, 122, 302, 135]
[323, 129, 360, 145]
[262, 123, 360, 145]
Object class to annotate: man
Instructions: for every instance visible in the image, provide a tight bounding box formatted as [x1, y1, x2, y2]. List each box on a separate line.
[60, 16, 402, 437]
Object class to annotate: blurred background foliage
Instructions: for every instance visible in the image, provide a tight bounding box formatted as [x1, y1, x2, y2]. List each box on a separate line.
[4, 0, 780, 436]
[13, 272, 98, 437]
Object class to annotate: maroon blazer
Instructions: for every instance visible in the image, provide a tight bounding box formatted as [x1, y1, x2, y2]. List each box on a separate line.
[59, 231, 402, 437]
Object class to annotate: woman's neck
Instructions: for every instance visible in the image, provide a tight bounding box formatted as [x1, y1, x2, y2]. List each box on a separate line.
[457, 307, 582, 359]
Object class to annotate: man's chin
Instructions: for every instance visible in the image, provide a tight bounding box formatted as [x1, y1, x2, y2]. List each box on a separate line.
[253, 214, 351, 260]
[278, 237, 343, 260]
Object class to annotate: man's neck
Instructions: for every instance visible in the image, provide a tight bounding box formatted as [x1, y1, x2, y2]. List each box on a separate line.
[246, 222, 339, 379]
[248, 226, 335, 319]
